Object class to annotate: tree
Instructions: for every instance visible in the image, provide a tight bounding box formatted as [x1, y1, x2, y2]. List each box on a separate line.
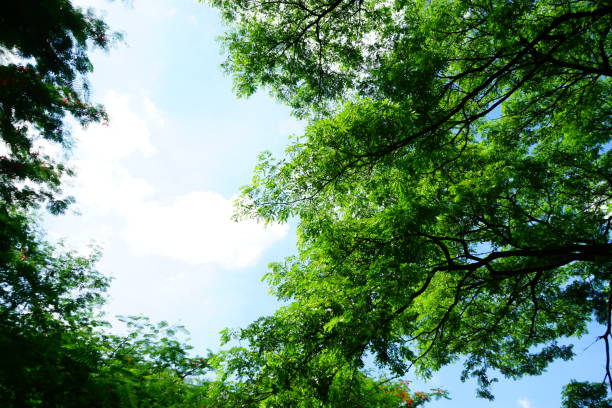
[562, 381, 612, 408]
[206, 317, 448, 407]
[0, 2, 114, 405]
[0, 3, 217, 407]
[207, 0, 612, 403]
[0, 213, 107, 407]
[0, 0, 116, 214]
[0, 3, 111, 403]
[90, 316, 212, 408]
[0, 223, 213, 407]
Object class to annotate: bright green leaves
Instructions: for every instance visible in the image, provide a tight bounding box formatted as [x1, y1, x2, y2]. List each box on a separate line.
[94, 316, 212, 408]
[211, 0, 612, 403]
[235, 98, 422, 224]
[207, 0, 399, 116]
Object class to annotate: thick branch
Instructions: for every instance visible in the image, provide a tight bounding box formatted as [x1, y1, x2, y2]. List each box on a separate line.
[437, 243, 612, 275]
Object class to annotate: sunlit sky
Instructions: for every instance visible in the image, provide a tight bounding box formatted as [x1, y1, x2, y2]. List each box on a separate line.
[44, 1, 603, 406]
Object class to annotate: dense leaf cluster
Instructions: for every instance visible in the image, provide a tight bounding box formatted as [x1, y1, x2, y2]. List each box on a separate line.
[0, 222, 213, 407]
[0, 0, 115, 212]
[0, 2, 215, 408]
[207, 0, 612, 405]
[0, 1, 442, 407]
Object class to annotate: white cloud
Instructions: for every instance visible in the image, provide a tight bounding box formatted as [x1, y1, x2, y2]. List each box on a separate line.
[76, 90, 156, 160]
[518, 398, 532, 408]
[70, 90, 156, 214]
[65, 90, 288, 269]
[71, 158, 155, 215]
[142, 96, 165, 125]
[123, 191, 288, 268]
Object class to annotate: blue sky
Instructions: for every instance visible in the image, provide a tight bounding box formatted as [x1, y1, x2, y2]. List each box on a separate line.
[43, 1, 605, 407]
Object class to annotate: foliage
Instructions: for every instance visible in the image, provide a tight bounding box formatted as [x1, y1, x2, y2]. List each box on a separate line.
[0, 0, 118, 213]
[0, 225, 213, 408]
[0, 2, 214, 407]
[0, 214, 212, 408]
[388, 380, 449, 408]
[208, 336, 447, 408]
[0, 2, 110, 405]
[0, 214, 109, 407]
[202, 306, 447, 407]
[208, 0, 612, 402]
[562, 381, 612, 408]
[90, 316, 212, 408]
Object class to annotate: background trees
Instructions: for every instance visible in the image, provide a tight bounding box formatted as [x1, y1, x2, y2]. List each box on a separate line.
[0, 0, 115, 213]
[0, 3, 114, 403]
[207, 0, 612, 404]
[0, 2, 214, 407]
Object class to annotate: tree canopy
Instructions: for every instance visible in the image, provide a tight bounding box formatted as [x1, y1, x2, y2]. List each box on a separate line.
[206, 0, 612, 404]
[1, 2, 449, 407]
[0, 225, 214, 407]
[3, 0, 610, 406]
[0, 0, 116, 214]
[0, 2, 215, 408]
